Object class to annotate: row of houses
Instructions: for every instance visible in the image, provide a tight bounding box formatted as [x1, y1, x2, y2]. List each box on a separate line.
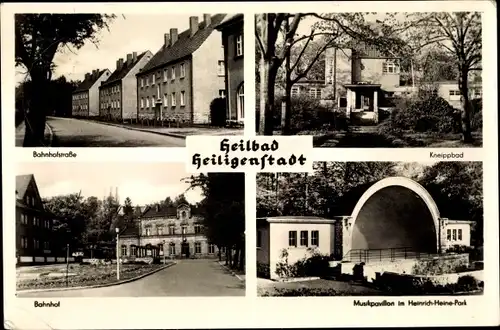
[289, 44, 482, 125]
[71, 14, 244, 125]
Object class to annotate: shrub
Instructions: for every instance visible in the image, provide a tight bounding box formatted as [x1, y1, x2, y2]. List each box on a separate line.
[412, 257, 469, 276]
[275, 248, 333, 279]
[389, 94, 457, 133]
[469, 98, 482, 131]
[209, 97, 227, 127]
[455, 275, 482, 292]
[257, 262, 271, 279]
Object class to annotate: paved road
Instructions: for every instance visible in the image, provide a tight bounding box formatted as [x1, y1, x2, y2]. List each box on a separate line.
[17, 259, 245, 297]
[47, 117, 186, 147]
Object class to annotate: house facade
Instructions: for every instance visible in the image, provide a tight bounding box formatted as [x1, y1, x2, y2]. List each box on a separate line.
[216, 14, 244, 124]
[72, 69, 111, 118]
[136, 14, 226, 124]
[121, 203, 219, 259]
[435, 81, 482, 110]
[16, 175, 58, 264]
[99, 51, 153, 122]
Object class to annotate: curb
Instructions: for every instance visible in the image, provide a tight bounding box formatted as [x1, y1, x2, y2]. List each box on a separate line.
[275, 276, 321, 283]
[217, 261, 245, 282]
[80, 119, 188, 139]
[16, 262, 176, 294]
[45, 122, 54, 147]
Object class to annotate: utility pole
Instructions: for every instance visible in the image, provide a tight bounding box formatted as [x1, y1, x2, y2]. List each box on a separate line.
[65, 243, 69, 287]
[115, 228, 120, 280]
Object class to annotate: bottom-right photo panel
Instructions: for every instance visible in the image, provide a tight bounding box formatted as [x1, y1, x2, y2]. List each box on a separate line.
[256, 161, 483, 297]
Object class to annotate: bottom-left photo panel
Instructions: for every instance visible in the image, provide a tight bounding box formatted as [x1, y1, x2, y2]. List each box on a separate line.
[14, 162, 246, 297]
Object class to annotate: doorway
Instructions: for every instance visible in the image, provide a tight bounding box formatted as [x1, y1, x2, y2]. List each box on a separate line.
[181, 242, 190, 258]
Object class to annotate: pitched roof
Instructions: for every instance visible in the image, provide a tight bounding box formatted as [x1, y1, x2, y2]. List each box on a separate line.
[139, 14, 226, 74]
[216, 13, 243, 30]
[74, 69, 109, 93]
[101, 52, 150, 87]
[16, 174, 33, 198]
[141, 204, 204, 218]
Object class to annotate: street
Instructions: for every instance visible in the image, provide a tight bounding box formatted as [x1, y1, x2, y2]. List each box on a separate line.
[16, 259, 245, 297]
[47, 117, 186, 147]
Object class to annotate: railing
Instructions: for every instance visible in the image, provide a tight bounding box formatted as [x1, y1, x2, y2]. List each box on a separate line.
[343, 247, 437, 263]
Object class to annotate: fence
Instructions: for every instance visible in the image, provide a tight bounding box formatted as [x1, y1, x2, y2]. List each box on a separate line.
[344, 247, 437, 263]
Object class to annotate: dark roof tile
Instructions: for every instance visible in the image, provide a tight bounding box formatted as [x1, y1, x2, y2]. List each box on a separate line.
[101, 51, 150, 87]
[74, 69, 109, 93]
[139, 14, 226, 74]
[16, 174, 33, 198]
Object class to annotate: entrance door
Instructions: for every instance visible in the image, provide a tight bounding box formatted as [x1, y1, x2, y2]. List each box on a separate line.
[154, 104, 161, 120]
[181, 242, 190, 258]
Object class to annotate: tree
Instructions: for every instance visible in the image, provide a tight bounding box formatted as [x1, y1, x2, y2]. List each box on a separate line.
[15, 14, 115, 146]
[173, 194, 189, 207]
[385, 12, 482, 142]
[184, 173, 245, 270]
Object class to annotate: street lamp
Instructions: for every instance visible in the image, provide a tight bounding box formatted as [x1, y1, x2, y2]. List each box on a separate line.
[162, 240, 166, 265]
[115, 227, 120, 280]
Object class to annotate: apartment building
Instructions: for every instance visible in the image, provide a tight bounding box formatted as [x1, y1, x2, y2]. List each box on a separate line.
[72, 69, 111, 118]
[99, 51, 153, 121]
[136, 14, 226, 124]
[216, 14, 244, 124]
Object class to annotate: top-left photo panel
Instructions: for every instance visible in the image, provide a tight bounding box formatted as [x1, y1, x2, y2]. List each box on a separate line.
[15, 13, 244, 147]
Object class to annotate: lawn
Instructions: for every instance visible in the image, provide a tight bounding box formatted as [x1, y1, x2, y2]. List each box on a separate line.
[16, 263, 169, 291]
[258, 279, 384, 296]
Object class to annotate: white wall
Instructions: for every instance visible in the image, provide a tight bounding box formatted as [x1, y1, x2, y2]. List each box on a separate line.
[444, 223, 472, 248]
[269, 222, 334, 279]
[192, 31, 225, 123]
[89, 70, 111, 116]
[257, 225, 270, 265]
[122, 51, 153, 120]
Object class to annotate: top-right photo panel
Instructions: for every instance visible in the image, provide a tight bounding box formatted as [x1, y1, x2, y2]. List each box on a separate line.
[255, 13, 482, 148]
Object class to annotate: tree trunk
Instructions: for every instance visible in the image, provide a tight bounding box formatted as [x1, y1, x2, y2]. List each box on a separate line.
[282, 81, 293, 135]
[259, 57, 277, 135]
[232, 247, 239, 269]
[24, 72, 49, 147]
[238, 242, 245, 271]
[459, 69, 473, 143]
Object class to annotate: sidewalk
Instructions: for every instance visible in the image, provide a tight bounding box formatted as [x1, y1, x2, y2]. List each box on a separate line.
[15, 121, 52, 147]
[83, 119, 244, 139]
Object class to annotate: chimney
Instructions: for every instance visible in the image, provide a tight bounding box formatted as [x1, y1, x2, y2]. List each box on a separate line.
[93, 69, 98, 78]
[164, 33, 170, 47]
[156, 204, 160, 212]
[189, 16, 199, 37]
[203, 14, 211, 27]
[119, 58, 124, 69]
[132, 52, 138, 61]
[170, 28, 178, 46]
[116, 59, 121, 70]
[85, 73, 91, 80]
[126, 53, 133, 66]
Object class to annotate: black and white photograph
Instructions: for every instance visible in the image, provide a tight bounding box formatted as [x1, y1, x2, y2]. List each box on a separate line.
[256, 162, 483, 296]
[15, 162, 245, 297]
[15, 13, 244, 147]
[255, 13, 482, 147]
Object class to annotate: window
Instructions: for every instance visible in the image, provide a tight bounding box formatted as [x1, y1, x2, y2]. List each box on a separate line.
[236, 34, 243, 56]
[181, 226, 187, 235]
[237, 84, 244, 120]
[33, 239, 40, 249]
[180, 91, 185, 106]
[257, 230, 262, 248]
[145, 228, 151, 236]
[146, 98, 150, 108]
[157, 227, 163, 236]
[449, 90, 461, 101]
[169, 224, 175, 235]
[458, 229, 463, 240]
[171, 93, 176, 107]
[21, 214, 27, 225]
[300, 231, 308, 247]
[194, 224, 202, 234]
[452, 229, 457, 241]
[152, 73, 155, 85]
[158, 244, 164, 255]
[195, 242, 201, 254]
[217, 60, 225, 76]
[117, 100, 120, 108]
[208, 244, 215, 254]
[44, 241, 50, 250]
[311, 230, 319, 246]
[163, 94, 168, 107]
[146, 76, 149, 86]
[33, 216, 38, 226]
[382, 59, 400, 74]
[21, 236, 28, 248]
[219, 89, 226, 98]
[171, 67, 175, 80]
[288, 231, 297, 247]
[151, 96, 155, 108]
[309, 88, 321, 99]
[180, 63, 186, 78]
[291, 87, 299, 98]
[473, 89, 482, 98]
[44, 219, 50, 229]
[169, 243, 176, 255]
[156, 84, 160, 99]
[164, 69, 168, 82]
[131, 245, 137, 256]
[121, 245, 127, 256]
[141, 78, 144, 88]
[141, 98, 144, 108]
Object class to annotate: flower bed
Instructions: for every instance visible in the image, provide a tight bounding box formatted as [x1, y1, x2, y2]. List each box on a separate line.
[16, 263, 167, 291]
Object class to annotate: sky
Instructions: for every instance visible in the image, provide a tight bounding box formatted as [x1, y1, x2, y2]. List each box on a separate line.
[15, 14, 210, 85]
[16, 162, 204, 206]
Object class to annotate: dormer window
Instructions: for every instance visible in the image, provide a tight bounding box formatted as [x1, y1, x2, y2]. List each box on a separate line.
[181, 210, 187, 219]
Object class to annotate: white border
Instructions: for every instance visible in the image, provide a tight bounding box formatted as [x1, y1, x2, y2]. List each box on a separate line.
[2, 1, 499, 329]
